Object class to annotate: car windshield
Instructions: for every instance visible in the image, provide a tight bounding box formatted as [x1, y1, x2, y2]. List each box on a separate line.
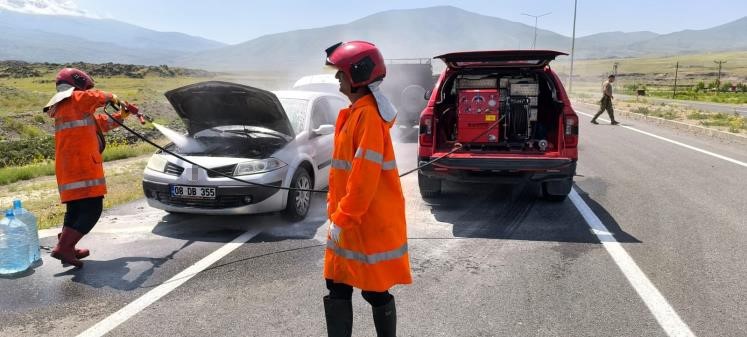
[278, 98, 308, 134]
[164, 125, 289, 157]
[195, 125, 289, 140]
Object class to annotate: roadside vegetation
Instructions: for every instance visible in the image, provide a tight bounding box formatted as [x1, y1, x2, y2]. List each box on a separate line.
[0, 62, 213, 141]
[0, 61, 225, 228]
[621, 82, 747, 104]
[572, 95, 747, 134]
[0, 141, 156, 186]
[0, 155, 151, 229]
[0, 61, 295, 230]
[557, 51, 747, 105]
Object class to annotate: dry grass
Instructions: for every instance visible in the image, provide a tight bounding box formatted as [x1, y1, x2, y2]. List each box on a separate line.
[0, 155, 150, 230]
[572, 95, 747, 133]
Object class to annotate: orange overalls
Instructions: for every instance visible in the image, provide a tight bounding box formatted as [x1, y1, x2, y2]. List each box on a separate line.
[324, 94, 412, 292]
[50, 90, 124, 203]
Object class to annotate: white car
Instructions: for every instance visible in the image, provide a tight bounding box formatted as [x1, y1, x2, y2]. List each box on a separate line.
[292, 74, 339, 94]
[142, 81, 348, 220]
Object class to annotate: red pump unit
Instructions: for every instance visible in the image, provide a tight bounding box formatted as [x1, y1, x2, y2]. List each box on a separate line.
[457, 89, 500, 143]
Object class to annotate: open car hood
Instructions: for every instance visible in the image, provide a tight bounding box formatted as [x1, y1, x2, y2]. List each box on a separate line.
[165, 81, 295, 137]
[435, 50, 568, 69]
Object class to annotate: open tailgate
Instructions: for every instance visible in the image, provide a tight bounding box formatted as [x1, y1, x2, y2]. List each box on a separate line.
[435, 50, 567, 69]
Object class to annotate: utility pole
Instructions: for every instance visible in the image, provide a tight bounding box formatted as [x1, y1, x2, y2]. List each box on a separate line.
[714, 60, 726, 93]
[673, 61, 679, 99]
[522, 12, 552, 49]
[568, 0, 578, 93]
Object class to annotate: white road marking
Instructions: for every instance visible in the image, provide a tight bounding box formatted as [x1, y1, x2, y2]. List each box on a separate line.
[76, 228, 261, 337]
[576, 110, 747, 168]
[569, 188, 696, 337]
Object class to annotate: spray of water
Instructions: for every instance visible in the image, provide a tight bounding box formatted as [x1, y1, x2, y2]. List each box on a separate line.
[152, 123, 206, 153]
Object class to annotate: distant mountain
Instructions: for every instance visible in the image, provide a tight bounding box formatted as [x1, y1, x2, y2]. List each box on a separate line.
[175, 6, 572, 72]
[574, 31, 660, 58]
[628, 17, 747, 56]
[0, 9, 225, 64]
[1, 5, 745, 69]
[177, 6, 747, 72]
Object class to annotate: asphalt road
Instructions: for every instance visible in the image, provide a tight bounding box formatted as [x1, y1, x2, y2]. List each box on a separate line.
[615, 94, 747, 116]
[1, 108, 745, 337]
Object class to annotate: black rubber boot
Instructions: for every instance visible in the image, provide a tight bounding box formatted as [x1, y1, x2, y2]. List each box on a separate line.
[324, 296, 353, 337]
[372, 296, 397, 337]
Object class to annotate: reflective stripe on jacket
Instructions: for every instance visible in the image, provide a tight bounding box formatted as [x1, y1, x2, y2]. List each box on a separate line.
[50, 90, 123, 203]
[324, 94, 412, 292]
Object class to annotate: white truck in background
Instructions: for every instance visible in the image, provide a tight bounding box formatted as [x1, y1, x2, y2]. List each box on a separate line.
[293, 58, 437, 142]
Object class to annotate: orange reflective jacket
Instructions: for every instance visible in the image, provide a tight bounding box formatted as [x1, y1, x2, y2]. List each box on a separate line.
[50, 90, 123, 203]
[324, 94, 412, 292]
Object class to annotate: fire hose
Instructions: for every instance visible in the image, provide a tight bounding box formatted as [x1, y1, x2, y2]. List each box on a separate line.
[102, 103, 570, 194]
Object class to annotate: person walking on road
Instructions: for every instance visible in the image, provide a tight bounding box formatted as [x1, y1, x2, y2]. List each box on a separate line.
[322, 40, 412, 337]
[591, 74, 619, 125]
[43, 68, 131, 268]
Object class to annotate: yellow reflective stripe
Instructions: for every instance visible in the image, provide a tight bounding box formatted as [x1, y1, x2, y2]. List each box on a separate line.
[58, 178, 106, 192]
[336, 150, 395, 171]
[354, 148, 384, 165]
[334, 149, 394, 171]
[382, 160, 397, 171]
[55, 116, 95, 132]
[326, 240, 408, 264]
[331, 159, 352, 171]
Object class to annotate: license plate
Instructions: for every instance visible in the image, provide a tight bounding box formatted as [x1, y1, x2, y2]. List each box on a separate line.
[170, 185, 216, 199]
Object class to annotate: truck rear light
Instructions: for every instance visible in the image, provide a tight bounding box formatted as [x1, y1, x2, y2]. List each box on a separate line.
[564, 115, 579, 147]
[419, 115, 433, 146]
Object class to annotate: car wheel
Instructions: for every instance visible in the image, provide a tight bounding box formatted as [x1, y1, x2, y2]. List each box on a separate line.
[283, 166, 312, 221]
[418, 171, 442, 198]
[541, 179, 571, 202]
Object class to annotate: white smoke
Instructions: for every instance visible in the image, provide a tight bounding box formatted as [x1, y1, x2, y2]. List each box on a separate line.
[0, 0, 89, 16]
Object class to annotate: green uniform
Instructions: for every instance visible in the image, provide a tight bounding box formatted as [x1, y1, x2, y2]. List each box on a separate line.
[592, 80, 617, 123]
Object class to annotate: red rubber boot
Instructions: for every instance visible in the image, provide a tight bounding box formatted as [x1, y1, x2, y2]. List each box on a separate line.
[51, 227, 84, 268]
[57, 232, 90, 259]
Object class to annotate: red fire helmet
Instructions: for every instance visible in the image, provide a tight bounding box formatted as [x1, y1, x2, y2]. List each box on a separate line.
[325, 41, 386, 88]
[56, 68, 94, 91]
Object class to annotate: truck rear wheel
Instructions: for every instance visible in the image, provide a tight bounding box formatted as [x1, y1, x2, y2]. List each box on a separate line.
[418, 171, 442, 198]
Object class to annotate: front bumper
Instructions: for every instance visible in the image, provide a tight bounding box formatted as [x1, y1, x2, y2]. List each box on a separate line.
[420, 156, 576, 184]
[142, 179, 285, 215]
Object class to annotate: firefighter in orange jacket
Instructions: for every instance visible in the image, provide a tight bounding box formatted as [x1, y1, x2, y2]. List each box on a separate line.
[323, 41, 411, 337]
[43, 68, 130, 268]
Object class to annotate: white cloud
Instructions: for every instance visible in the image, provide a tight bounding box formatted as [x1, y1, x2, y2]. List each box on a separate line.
[0, 0, 91, 17]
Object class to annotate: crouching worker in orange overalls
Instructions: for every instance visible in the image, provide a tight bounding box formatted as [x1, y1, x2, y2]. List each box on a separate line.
[323, 41, 412, 337]
[43, 68, 131, 268]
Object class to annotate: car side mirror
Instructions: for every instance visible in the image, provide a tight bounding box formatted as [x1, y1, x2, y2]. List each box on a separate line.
[312, 124, 335, 136]
[424, 89, 433, 100]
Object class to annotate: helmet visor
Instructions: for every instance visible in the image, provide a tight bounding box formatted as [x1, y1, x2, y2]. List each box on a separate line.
[324, 42, 343, 65]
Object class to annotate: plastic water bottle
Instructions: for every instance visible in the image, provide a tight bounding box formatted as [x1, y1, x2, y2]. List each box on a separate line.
[0, 209, 31, 274]
[13, 199, 41, 265]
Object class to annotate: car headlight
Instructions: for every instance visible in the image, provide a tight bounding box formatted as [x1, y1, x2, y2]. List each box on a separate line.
[146, 155, 168, 172]
[234, 158, 287, 176]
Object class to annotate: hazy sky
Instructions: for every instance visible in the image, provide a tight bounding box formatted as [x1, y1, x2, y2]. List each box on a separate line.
[71, 0, 747, 44]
